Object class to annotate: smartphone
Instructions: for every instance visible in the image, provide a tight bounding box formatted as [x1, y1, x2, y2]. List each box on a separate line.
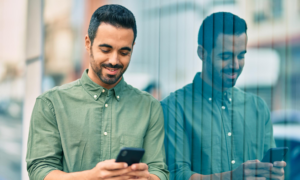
[115, 147, 145, 166]
[261, 147, 289, 163]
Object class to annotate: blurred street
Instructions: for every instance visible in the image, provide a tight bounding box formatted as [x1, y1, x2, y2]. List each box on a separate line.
[0, 115, 22, 180]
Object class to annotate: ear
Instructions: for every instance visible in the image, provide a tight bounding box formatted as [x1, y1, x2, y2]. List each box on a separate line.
[197, 45, 207, 61]
[85, 35, 91, 55]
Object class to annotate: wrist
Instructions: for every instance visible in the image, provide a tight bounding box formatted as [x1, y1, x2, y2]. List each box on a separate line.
[149, 174, 160, 180]
[83, 169, 93, 180]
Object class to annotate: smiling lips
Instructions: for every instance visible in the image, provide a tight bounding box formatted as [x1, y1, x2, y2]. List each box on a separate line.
[224, 72, 238, 79]
[104, 67, 120, 75]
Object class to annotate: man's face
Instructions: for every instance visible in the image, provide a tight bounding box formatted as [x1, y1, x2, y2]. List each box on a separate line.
[86, 23, 134, 86]
[205, 33, 247, 89]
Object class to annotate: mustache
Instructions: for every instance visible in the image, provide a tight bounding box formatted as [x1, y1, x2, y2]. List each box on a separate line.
[101, 63, 123, 69]
[222, 69, 241, 73]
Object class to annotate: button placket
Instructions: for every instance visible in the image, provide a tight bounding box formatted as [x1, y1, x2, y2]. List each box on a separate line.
[101, 91, 111, 160]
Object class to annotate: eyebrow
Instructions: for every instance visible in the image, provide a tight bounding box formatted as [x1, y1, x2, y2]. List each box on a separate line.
[240, 50, 247, 54]
[99, 44, 112, 48]
[98, 44, 131, 52]
[218, 50, 247, 56]
[218, 52, 233, 56]
[120, 47, 132, 52]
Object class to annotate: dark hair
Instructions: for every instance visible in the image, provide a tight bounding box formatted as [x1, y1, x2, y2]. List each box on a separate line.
[198, 12, 247, 53]
[88, 4, 137, 45]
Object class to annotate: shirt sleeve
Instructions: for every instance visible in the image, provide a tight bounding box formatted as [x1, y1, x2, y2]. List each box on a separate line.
[26, 97, 63, 180]
[161, 97, 196, 180]
[261, 99, 276, 154]
[142, 100, 169, 180]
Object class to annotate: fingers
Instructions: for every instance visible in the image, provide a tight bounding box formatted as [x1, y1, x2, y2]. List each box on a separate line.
[131, 163, 148, 171]
[103, 161, 128, 170]
[94, 159, 131, 179]
[105, 167, 132, 178]
[273, 161, 286, 168]
[106, 175, 132, 180]
[245, 161, 273, 169]
[126, 170, 150, 177]
[126, 163, 150, 179]
[260, 172, 284, 180]
[270, 167, 284, 176]
[244, 169, 270, 176]
[245, 177, 266, 180]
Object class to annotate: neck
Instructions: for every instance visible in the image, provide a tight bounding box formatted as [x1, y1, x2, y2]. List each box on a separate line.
[87, 68, 121, 90]
[201, 71, 228, 92]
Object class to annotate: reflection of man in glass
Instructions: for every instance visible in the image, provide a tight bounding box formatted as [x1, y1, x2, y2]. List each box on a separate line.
[162, 12, 286, 180]
[26, 4, 168, 180]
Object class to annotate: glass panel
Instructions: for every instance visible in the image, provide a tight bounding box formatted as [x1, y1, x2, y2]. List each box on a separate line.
[1, 0, 298, 179]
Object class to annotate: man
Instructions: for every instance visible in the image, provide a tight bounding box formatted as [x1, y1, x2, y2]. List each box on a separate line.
[26, 4, 168, 180]
[161, 12, 286, 180]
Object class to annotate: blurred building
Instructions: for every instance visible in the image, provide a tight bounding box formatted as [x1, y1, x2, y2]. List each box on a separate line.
[43, 0, 87, 88]
[239, 0, 300, 110]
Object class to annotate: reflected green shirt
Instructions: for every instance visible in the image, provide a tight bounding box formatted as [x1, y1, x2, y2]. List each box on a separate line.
[161, 72, 275, 180]
[26, 70, 169, 180]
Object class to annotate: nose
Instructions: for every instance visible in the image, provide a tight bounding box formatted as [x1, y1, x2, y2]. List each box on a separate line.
[108, 51, 119, 65]
[230, 56, 240, 70]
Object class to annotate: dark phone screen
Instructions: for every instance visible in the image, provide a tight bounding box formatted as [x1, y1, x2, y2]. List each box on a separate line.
[115, 147, 145, 166]
[261, 147, 288, 163]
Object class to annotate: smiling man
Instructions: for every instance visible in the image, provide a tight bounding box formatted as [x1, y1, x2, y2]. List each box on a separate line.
[26, 4, 168, 180]
[162, 12, 286, 180]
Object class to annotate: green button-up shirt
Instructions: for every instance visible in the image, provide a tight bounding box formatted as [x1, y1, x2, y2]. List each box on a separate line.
[26, 69, 169, 180]
[161, 72, 275, 180]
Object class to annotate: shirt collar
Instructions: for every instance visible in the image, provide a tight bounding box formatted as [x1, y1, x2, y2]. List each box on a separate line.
[80, 69, 125, 101]
[193, 72, 232, 102]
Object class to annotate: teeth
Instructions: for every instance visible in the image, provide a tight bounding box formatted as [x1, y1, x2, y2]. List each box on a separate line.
[106, 68, 117, 72]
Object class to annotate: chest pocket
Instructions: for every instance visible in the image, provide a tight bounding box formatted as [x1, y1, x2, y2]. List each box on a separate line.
[120, 135, 143, 149]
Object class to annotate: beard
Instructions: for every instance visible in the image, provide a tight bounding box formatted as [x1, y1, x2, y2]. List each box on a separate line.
[221, 68, 242, 88]
[90, 51, 126, 85]
[205, 57, 243, 89]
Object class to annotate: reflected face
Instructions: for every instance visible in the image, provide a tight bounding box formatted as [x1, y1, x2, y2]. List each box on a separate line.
[87, 23, 134, 86]
[205, 33, 247, 89]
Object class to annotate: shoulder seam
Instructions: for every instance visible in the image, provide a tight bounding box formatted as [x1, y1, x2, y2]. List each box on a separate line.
[124, 83, 153, 97]
[57, 79, 81, 91]
[36, 97, 57, 123]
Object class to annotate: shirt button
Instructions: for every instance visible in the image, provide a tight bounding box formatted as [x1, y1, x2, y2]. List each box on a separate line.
[228, 132, 232, 136]
[94, 95, 97, 99]
[117, 95, 119, 99]
[104, 132, 107, 135]
[224, 92, 227, 95]
[102, 89, 105, 93]
[209, 98, 212, 101]
[222, 106, 226, 110]
[229, 98, 232, 102]
[105, 104, 108, 107]
[231, 160, 235, 164]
